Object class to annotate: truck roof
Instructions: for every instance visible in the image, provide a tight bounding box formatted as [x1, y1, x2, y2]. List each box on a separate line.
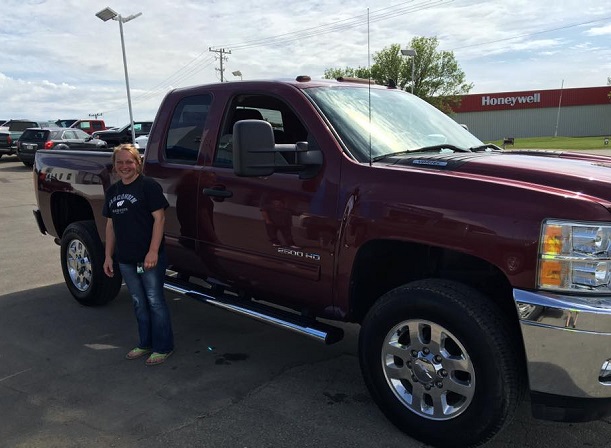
[169, 76, 387, 95]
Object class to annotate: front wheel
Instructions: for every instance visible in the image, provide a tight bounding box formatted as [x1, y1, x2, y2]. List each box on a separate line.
[60, 220, 122, 306]
[359, 279, 524, 448]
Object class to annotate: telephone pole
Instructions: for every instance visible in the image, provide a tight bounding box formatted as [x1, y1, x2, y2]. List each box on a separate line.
[209, 47, 231, 82]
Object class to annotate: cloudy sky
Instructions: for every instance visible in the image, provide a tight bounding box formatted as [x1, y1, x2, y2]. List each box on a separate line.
[1, 0, 610, 127]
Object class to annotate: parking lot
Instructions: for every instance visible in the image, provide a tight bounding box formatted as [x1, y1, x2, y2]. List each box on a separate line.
[1, 154, 609, 448]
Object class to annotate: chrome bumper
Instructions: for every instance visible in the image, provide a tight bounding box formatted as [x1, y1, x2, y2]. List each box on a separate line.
[514, 289, 611, 399]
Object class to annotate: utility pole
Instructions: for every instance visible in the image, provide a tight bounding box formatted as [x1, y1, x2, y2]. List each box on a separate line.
[209, 47, 231, 82]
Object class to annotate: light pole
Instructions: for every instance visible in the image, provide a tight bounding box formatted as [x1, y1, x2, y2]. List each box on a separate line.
[400, 48, 417, 95]
[232, 70, 243, 80]
[96, 7, 141, 144]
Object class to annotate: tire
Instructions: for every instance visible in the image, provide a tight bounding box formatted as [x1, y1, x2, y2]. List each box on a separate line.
[60, 220, 122, 306]
[359, 279, 524, 448]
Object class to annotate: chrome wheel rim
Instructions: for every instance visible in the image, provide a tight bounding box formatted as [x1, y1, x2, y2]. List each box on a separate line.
[382, 319, 475, 420]
[66, 239, 93, 292]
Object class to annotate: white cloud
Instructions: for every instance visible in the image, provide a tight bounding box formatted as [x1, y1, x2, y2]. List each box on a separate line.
[585, 23, 611, 35]
[1, 0, 610, 124]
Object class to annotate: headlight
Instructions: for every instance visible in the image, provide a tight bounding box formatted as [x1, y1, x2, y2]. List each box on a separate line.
[538, 219, 611, 292]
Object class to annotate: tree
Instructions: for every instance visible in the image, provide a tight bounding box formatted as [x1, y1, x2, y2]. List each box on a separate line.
[323, 66, 371, 80]
[324, 37, 473, 113]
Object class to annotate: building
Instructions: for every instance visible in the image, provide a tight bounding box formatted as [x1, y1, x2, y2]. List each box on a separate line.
[452, 86, 611, 142]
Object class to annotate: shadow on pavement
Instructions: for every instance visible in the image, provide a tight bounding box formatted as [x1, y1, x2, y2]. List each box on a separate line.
[0, 283, 608, 448]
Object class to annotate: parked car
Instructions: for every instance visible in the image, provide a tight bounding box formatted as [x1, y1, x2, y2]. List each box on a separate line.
[0, 119, 52, 157]
[91, 121, 153, 147]
[55, 119, 79, 128]
[17, 127, 108, 166]
[133, 134, 149, 151]
[69, 119, 107, 135]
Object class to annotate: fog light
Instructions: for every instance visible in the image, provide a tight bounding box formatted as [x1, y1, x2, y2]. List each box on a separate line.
[600, 360, 611, 383]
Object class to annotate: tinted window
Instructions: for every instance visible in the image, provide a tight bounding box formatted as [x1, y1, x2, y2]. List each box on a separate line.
[214, 95, 307, 168]
[92, 122, 103, 130]
[9, 121, 37, 132]
[50, 131, 62, 139]
[164, 95, 211, 164]
[21, 130, 49, 141]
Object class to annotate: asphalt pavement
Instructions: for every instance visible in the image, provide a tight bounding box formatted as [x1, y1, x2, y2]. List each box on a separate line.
[0, 154, 609, 448]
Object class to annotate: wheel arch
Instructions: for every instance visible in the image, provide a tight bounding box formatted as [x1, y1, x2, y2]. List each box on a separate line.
[348, 239, 518, 328]
[51, 192, 97, 239]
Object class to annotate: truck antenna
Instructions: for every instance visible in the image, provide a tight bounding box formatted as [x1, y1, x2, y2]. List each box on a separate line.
[367, 8, 372, 167]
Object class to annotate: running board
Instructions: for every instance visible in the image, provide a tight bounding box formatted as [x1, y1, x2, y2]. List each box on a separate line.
[164, 277, 344, 345]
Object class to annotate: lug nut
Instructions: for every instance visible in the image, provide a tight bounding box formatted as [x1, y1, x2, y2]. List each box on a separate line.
[436, 381, 443, 388]
[423, 347, 430, 355]
[434, 355, 442, 363]
[440, 369, 448, 377]
[411, 350, 419, 357]
[424, 384, 432, 390]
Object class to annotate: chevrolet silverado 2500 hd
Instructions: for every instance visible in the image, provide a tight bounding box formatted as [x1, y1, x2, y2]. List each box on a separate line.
[32, 77, 611, 447]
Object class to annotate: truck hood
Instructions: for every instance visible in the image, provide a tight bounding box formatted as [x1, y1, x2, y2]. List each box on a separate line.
[382, 150, 611, 207]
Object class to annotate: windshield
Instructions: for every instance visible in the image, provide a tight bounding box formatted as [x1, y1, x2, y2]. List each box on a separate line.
[304, 85, 483, 162]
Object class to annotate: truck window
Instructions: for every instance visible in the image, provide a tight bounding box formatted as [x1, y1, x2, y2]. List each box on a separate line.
[165, 94, 211, 164]
[214, 95, 307, 168]
[79, 122, 92, 131]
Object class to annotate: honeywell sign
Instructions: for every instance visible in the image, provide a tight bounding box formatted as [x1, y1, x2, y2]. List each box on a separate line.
[482, 93, 541, 107]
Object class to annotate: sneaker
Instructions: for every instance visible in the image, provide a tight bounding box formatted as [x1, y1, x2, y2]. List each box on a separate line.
[125, 347, 151, 360]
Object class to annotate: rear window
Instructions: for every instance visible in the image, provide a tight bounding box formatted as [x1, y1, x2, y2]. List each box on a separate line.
[20, 129, 50, 141]
[164, 95, 211, 164]
[9, 121, 38, 132]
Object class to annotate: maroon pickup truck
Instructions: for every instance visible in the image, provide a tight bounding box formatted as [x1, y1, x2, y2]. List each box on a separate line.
[32, 77, 611, 447]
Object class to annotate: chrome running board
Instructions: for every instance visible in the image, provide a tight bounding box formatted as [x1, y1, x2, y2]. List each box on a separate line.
[164, 276, 344, 345]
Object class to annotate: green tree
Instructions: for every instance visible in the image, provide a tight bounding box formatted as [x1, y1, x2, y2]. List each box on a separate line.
[323, 66, 371, 80]
[324, 37, 473, 113]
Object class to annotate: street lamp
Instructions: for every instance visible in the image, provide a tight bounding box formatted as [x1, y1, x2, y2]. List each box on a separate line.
[400, 48, 417, 95]
[96, 7, 142, 144]
[232, 70, 243, 80]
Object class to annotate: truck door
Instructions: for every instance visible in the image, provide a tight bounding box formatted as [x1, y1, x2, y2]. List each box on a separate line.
[199, 92, 341, 312]
[144, 93, 213, 279]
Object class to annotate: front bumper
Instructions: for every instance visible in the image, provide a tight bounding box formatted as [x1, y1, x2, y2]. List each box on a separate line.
[514, 288, 611, 400]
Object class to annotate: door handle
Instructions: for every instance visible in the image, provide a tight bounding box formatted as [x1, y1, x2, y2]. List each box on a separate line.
[203, 186, 233, 201]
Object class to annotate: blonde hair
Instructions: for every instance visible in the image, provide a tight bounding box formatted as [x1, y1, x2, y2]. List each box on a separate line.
[112, 144, 143, 174]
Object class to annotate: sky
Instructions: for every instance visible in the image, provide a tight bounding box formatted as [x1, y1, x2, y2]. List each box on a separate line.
[1, 0, 610, 127]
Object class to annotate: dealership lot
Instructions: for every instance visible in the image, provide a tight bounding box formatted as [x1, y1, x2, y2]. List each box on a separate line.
[0, 154, 609, 448]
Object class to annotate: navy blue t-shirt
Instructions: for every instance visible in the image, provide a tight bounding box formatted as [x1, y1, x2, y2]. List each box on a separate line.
[102, 175, 169, 264]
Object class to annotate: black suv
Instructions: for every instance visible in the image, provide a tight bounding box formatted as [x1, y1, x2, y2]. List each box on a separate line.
[0, 119, 53, 157]
[17, 128, 108, 166]
[92, 121, 152, 147]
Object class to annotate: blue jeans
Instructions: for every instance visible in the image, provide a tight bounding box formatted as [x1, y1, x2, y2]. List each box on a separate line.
[119, 251, 174, 354]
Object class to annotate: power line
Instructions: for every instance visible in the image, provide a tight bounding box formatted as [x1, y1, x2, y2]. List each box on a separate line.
[450, 16, 611, 51]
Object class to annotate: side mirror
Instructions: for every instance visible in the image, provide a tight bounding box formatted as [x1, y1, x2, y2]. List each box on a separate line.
[233, 120, 276, 177]
[233, 120, 323, 179]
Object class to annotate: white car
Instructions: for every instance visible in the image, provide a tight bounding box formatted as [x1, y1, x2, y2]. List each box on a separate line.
[134, 134, 148, 151]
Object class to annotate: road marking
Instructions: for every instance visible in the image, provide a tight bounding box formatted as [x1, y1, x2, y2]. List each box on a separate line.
[0, 368, 32, 383]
